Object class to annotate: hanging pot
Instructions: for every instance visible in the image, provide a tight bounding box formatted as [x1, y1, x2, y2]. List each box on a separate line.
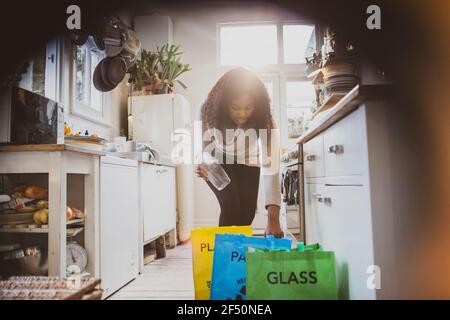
[119, 49, 137, 72]
[122, 29, 141, 56]
[93, 59, 115, 92]
[69, 30, 89, 46]
[103, 19, 124, 57]
[103, 56, 127, 85]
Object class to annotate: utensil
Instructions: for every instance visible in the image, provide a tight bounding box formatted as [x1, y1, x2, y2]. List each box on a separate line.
[93, 59, 115, 92]
[104, 56, 127, 85]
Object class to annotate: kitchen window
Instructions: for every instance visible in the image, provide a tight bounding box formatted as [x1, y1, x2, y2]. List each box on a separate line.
[218, 22, 318, 148]
[70, 36, 110, 126]
[18, 39, 59, 101]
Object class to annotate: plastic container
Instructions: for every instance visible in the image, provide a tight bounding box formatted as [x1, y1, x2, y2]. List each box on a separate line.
[199, 153, 231, 191]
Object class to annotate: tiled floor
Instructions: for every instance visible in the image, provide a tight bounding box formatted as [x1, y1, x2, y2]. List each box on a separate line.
[109, 242, 194, 300]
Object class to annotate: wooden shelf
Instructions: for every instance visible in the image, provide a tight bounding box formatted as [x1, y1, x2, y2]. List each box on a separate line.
[0, 219, 85, 234]
[0, 227, 48, 234]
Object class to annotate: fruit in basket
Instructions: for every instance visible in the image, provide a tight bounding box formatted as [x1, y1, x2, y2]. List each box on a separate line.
[11, 191, 24, 199]
[66, 206, 75, 221]
[33, 209, 49, 225]
[24, 185, 48, 200]
[36, 200, 48, 209]
[71, 207, 85, 220]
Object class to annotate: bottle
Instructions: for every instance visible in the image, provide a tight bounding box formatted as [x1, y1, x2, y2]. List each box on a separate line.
[199, 153, 231, 191]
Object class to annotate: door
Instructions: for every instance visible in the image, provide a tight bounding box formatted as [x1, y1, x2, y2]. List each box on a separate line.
[100, 157, 139, 297]
[307, 184, 375, 300]
[323, 185, 375, 300]
[141, 164, 177, 242]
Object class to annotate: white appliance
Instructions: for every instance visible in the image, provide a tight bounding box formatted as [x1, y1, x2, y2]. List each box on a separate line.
[129, 94, 194, 242]
[129, 94, 191, 165]
[100, 156, 139, 297]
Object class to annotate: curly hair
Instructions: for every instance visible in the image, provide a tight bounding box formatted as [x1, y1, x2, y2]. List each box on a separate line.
[200, 67, 274, 137]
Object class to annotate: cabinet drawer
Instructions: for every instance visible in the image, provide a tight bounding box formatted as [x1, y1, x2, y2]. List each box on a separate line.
[303, 133, 325, 178]
[323, 107, 365, 177]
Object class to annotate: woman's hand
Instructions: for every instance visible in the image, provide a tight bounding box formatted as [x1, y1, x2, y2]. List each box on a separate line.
[195, 165, 209, 181]
[265, 205, 284, 238]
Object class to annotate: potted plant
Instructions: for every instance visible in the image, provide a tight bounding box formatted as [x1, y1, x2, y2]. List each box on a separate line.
[157, 44, 191, 94]
[129, 44, 191, 95]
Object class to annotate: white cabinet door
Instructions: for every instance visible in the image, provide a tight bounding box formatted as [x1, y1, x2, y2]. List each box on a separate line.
[323, 107, 364, 177]
[304, 183, 322, 244]
[321, 185, 375, 300]
[141, 164, 177, 242]
[100, 157, 139, 297]
[303, 134, 325, 178]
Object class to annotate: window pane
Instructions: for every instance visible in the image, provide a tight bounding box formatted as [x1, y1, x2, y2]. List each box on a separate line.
[75, 37, 104, 112]
[220, 25, 277, 66]
[287, 108, 313, 138]
[286, 81, 315, 138]
[18, 46, 46, 96]
[75, 45, 89, 105]
[286, 81, 315, 107]
[283, 25, 315, 64]
[90, 49, 103, 112]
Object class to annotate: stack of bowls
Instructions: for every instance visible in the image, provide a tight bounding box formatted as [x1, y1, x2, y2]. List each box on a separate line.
[321, 62, 358, 97]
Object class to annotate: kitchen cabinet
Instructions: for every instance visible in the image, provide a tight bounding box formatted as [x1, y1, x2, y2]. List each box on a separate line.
[100, 156, 139, 297]
[299, 85, 398, 299]
[0, 144, 101, 278]
[305, 183, 375, 299]
[140, 163, 177, 244]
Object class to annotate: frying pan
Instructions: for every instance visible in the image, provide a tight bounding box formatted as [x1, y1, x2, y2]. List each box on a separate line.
[104, 56, 127, 85]
[93, 59, 115, 92]
[93, 56, 127, 92]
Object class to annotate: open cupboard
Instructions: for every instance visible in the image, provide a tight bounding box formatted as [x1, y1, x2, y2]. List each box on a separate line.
[0, 146, 178, 299]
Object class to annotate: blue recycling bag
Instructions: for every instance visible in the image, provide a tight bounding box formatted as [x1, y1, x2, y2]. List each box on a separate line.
[210, 234, 292, 300]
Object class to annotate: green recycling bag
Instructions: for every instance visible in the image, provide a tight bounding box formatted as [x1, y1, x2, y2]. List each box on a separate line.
[246, 243, 338, 300]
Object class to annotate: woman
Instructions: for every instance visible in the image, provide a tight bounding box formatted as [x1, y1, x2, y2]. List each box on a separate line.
[196, 67, 283, 238]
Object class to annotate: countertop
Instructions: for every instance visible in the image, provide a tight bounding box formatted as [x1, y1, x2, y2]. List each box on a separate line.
[296, 84, 392, 144]
[0, 143, 106, 155]
[0, 144, 176, 167]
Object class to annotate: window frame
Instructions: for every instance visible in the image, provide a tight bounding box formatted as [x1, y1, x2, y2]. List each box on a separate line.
[216, 20, 319, 148]
[67, 36, 111, 127]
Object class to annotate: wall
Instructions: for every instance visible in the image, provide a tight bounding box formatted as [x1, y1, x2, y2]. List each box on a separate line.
[133, 2, 306, 226]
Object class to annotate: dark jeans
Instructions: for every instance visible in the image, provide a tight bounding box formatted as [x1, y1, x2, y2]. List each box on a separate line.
[206, 164, 260, 226]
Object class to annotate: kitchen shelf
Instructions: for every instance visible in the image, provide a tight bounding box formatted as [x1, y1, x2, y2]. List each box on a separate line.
[0, 219, 85, 234]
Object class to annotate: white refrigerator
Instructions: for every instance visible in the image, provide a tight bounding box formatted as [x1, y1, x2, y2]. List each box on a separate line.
[129, 94, 194, 242]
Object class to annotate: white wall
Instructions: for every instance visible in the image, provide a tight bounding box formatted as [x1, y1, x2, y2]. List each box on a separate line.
[134, 2, 306, 226]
